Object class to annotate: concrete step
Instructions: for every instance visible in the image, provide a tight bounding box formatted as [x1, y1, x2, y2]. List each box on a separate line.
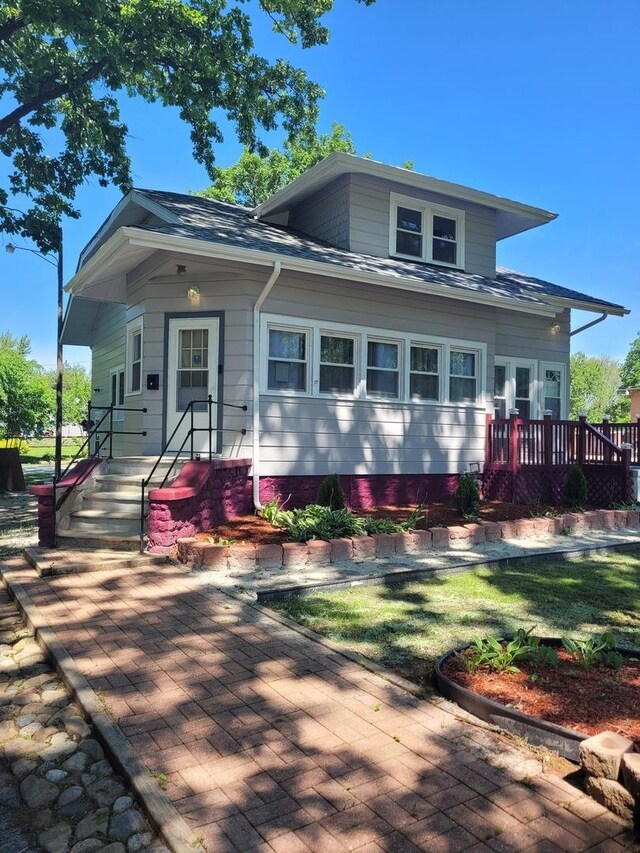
[82, 491, 147, 511]
[102, 457, 186, 477]
[91, 473, 178, 491]
[55, 530, 142, 551]
[24, 546, 168, 576]
[66, 512, 141, 536]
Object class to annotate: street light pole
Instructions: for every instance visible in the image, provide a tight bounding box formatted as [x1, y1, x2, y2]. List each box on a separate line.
[55, 234, 63, 481]
[5, 230, 64, 480]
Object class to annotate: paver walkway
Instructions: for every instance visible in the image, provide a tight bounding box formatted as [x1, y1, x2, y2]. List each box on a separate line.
[4, 556, 639, 853]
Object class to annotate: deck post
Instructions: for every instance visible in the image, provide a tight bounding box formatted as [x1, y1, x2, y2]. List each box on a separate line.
[577, 414, 587, 466]
[621, 444, 633, 502]
[484, 413, 493, 469]
[509, 409, 519, 502]
[543, 411, 553, 504]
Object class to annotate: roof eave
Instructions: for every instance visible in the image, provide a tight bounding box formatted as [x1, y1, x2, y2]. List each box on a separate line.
[542, 294, 629, 317]
[89, 227, 556, 316]
[252, 152, 558, 237]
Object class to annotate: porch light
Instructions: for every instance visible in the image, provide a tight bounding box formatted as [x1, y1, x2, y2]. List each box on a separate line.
[550, 322, 561, 334]
[176, 264, 187, 276]
[187, 285, 200, 302]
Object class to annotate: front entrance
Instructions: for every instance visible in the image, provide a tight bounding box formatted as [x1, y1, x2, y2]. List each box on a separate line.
[494, 358, 537, 419]
[166, 315, 222, 454]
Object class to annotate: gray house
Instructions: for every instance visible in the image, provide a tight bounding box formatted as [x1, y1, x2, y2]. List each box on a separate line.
[59, 153, 627, 544]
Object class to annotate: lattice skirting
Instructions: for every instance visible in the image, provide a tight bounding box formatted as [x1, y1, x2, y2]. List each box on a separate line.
[483, 465, 632, 506]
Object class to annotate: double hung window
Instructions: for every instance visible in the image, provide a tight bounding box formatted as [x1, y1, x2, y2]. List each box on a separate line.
[319, 335, 355, 394]
[391, 194, 464, 268]
[268, 328, 308, 392]
[449, 350, 477, 403]
[264, 317, 484, 407]
[126, 319, 143, 395]
[367, 341, 400, 399]
[110, 367, 125, 422]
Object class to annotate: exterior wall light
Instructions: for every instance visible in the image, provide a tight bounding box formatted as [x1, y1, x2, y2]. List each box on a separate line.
[187, 285, 200, 302]
[176, 264, 187, 276]
[550, 322, 561, 334]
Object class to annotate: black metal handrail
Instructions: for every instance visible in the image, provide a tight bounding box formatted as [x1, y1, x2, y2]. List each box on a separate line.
[52, 403, 147, 545]
[139, 395, 247, 552]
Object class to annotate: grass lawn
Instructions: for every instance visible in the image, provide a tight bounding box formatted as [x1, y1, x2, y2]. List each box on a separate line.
[19, 437, 87, 464]
[270, 550, 640, 693]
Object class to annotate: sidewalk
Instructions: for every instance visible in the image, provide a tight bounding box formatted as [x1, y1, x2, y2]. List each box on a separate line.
[2, 554, 638, 853]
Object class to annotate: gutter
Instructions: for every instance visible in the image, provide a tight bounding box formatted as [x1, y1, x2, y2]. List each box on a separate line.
[67, 227, 559, 317]
[252, 261, 282, 509]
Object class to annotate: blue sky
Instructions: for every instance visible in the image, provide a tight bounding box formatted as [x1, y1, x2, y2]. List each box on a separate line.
[1, 0, 638, 371]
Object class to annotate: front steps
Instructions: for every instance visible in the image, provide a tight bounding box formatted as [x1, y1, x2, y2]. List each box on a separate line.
[56, 456, 185, 550]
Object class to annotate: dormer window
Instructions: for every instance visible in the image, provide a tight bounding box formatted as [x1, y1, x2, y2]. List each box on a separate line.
[390, 193, 465, 269]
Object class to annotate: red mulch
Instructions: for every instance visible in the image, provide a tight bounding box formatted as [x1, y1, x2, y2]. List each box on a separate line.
[197, 500, 564, 546]
[444, 650, 640, 744]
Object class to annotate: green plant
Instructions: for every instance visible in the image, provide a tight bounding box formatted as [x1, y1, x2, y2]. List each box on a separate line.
[561, 632, 623, 669]
[457, 627, 558, 675]
[316, 473, 347, 511]
[206, 535, 236, 546]
[562, 463, 588, 509]
[454, 472, 481, 519]
[261, 498, 294, 529]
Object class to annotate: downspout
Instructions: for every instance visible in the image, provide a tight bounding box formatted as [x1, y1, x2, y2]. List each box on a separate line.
[253, 261, 282, 509]
[570, 312, 608, 337]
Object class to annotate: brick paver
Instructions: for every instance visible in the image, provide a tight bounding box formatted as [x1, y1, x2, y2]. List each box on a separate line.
[5, 556, 639, 852]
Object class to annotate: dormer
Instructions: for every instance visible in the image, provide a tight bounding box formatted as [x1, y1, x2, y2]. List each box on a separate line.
[252, 153, 557, 278]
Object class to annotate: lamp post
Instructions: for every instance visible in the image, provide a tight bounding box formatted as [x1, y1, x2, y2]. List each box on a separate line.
[5, 231, 64, 481]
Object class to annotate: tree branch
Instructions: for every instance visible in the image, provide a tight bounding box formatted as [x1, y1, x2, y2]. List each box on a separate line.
[0, 58, 109, 136]
[0, 15, 26, 45]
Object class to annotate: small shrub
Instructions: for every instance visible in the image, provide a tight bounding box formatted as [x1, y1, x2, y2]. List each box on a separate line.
[562, 463, 588, 509]
[316, 474, 346, 511]
[454, 472, 481, 519]
[457, 627, 558, 675]
[561, 632, 623, 669]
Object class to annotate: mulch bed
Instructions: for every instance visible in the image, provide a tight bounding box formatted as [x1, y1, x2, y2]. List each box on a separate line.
[444, 650, 640, 744]
[197, 500, 565, 546]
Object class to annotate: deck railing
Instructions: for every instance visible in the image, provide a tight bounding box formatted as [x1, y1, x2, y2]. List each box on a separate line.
[486, 413, 638, 469]
[485, 412, 636, 505]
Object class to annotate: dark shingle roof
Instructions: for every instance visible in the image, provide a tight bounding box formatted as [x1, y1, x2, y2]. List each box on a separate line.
[133, 188, 626, 314]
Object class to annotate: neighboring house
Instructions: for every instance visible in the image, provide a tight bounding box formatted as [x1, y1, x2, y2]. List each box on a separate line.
[62, 153, 629, 510]
[625, 387, 640, 422]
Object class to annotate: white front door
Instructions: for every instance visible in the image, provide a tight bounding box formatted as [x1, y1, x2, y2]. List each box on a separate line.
[166, 316, 220, 454]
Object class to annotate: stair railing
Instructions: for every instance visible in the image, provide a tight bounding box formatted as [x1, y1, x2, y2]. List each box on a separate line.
[139, 395, 247, 552]
[52, 403, 147, 545]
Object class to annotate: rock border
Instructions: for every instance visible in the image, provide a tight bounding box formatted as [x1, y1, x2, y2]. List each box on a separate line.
[177, 508, 640, 573]
[0, 562, 199, 853]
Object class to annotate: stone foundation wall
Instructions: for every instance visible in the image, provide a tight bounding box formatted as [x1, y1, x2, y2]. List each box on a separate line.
[177, 508, 640, 574]
[29, 459, 102, 547]
[147, 459, 253, 553]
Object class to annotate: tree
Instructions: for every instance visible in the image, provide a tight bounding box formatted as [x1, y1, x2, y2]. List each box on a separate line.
[569, 352, 628, 421]
[620, 332, 640, 390]
[0, 333, 54, 437]
[47, 362, 91, 424]
[199, 122, 359, 207]
[0, 0, 374, 252]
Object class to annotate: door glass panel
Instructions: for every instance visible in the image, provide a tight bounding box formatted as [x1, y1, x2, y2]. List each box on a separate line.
[544, 369, 562, 418]
[176, 329, 209, 411]
[515, 366, 531, 419]
[494, 365, 506, 418]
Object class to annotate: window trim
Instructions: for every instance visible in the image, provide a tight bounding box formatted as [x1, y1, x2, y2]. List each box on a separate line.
[261, 314, 485, 408]
[125, 318, 143, 396]
[389, 192, 465, 269]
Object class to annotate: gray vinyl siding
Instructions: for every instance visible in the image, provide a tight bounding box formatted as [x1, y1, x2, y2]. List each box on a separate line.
[89, 302, 128, 455]
[348, 174, 497, 277]
[288, 176, 350, 248]
[91, 256, 569, 475]
[129, 266, 255, 457]
[257, 270, 495, 476]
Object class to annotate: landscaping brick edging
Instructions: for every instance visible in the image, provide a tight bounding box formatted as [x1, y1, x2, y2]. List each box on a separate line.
[176, 508, 640, 573]
[580, 732, 640, 827]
